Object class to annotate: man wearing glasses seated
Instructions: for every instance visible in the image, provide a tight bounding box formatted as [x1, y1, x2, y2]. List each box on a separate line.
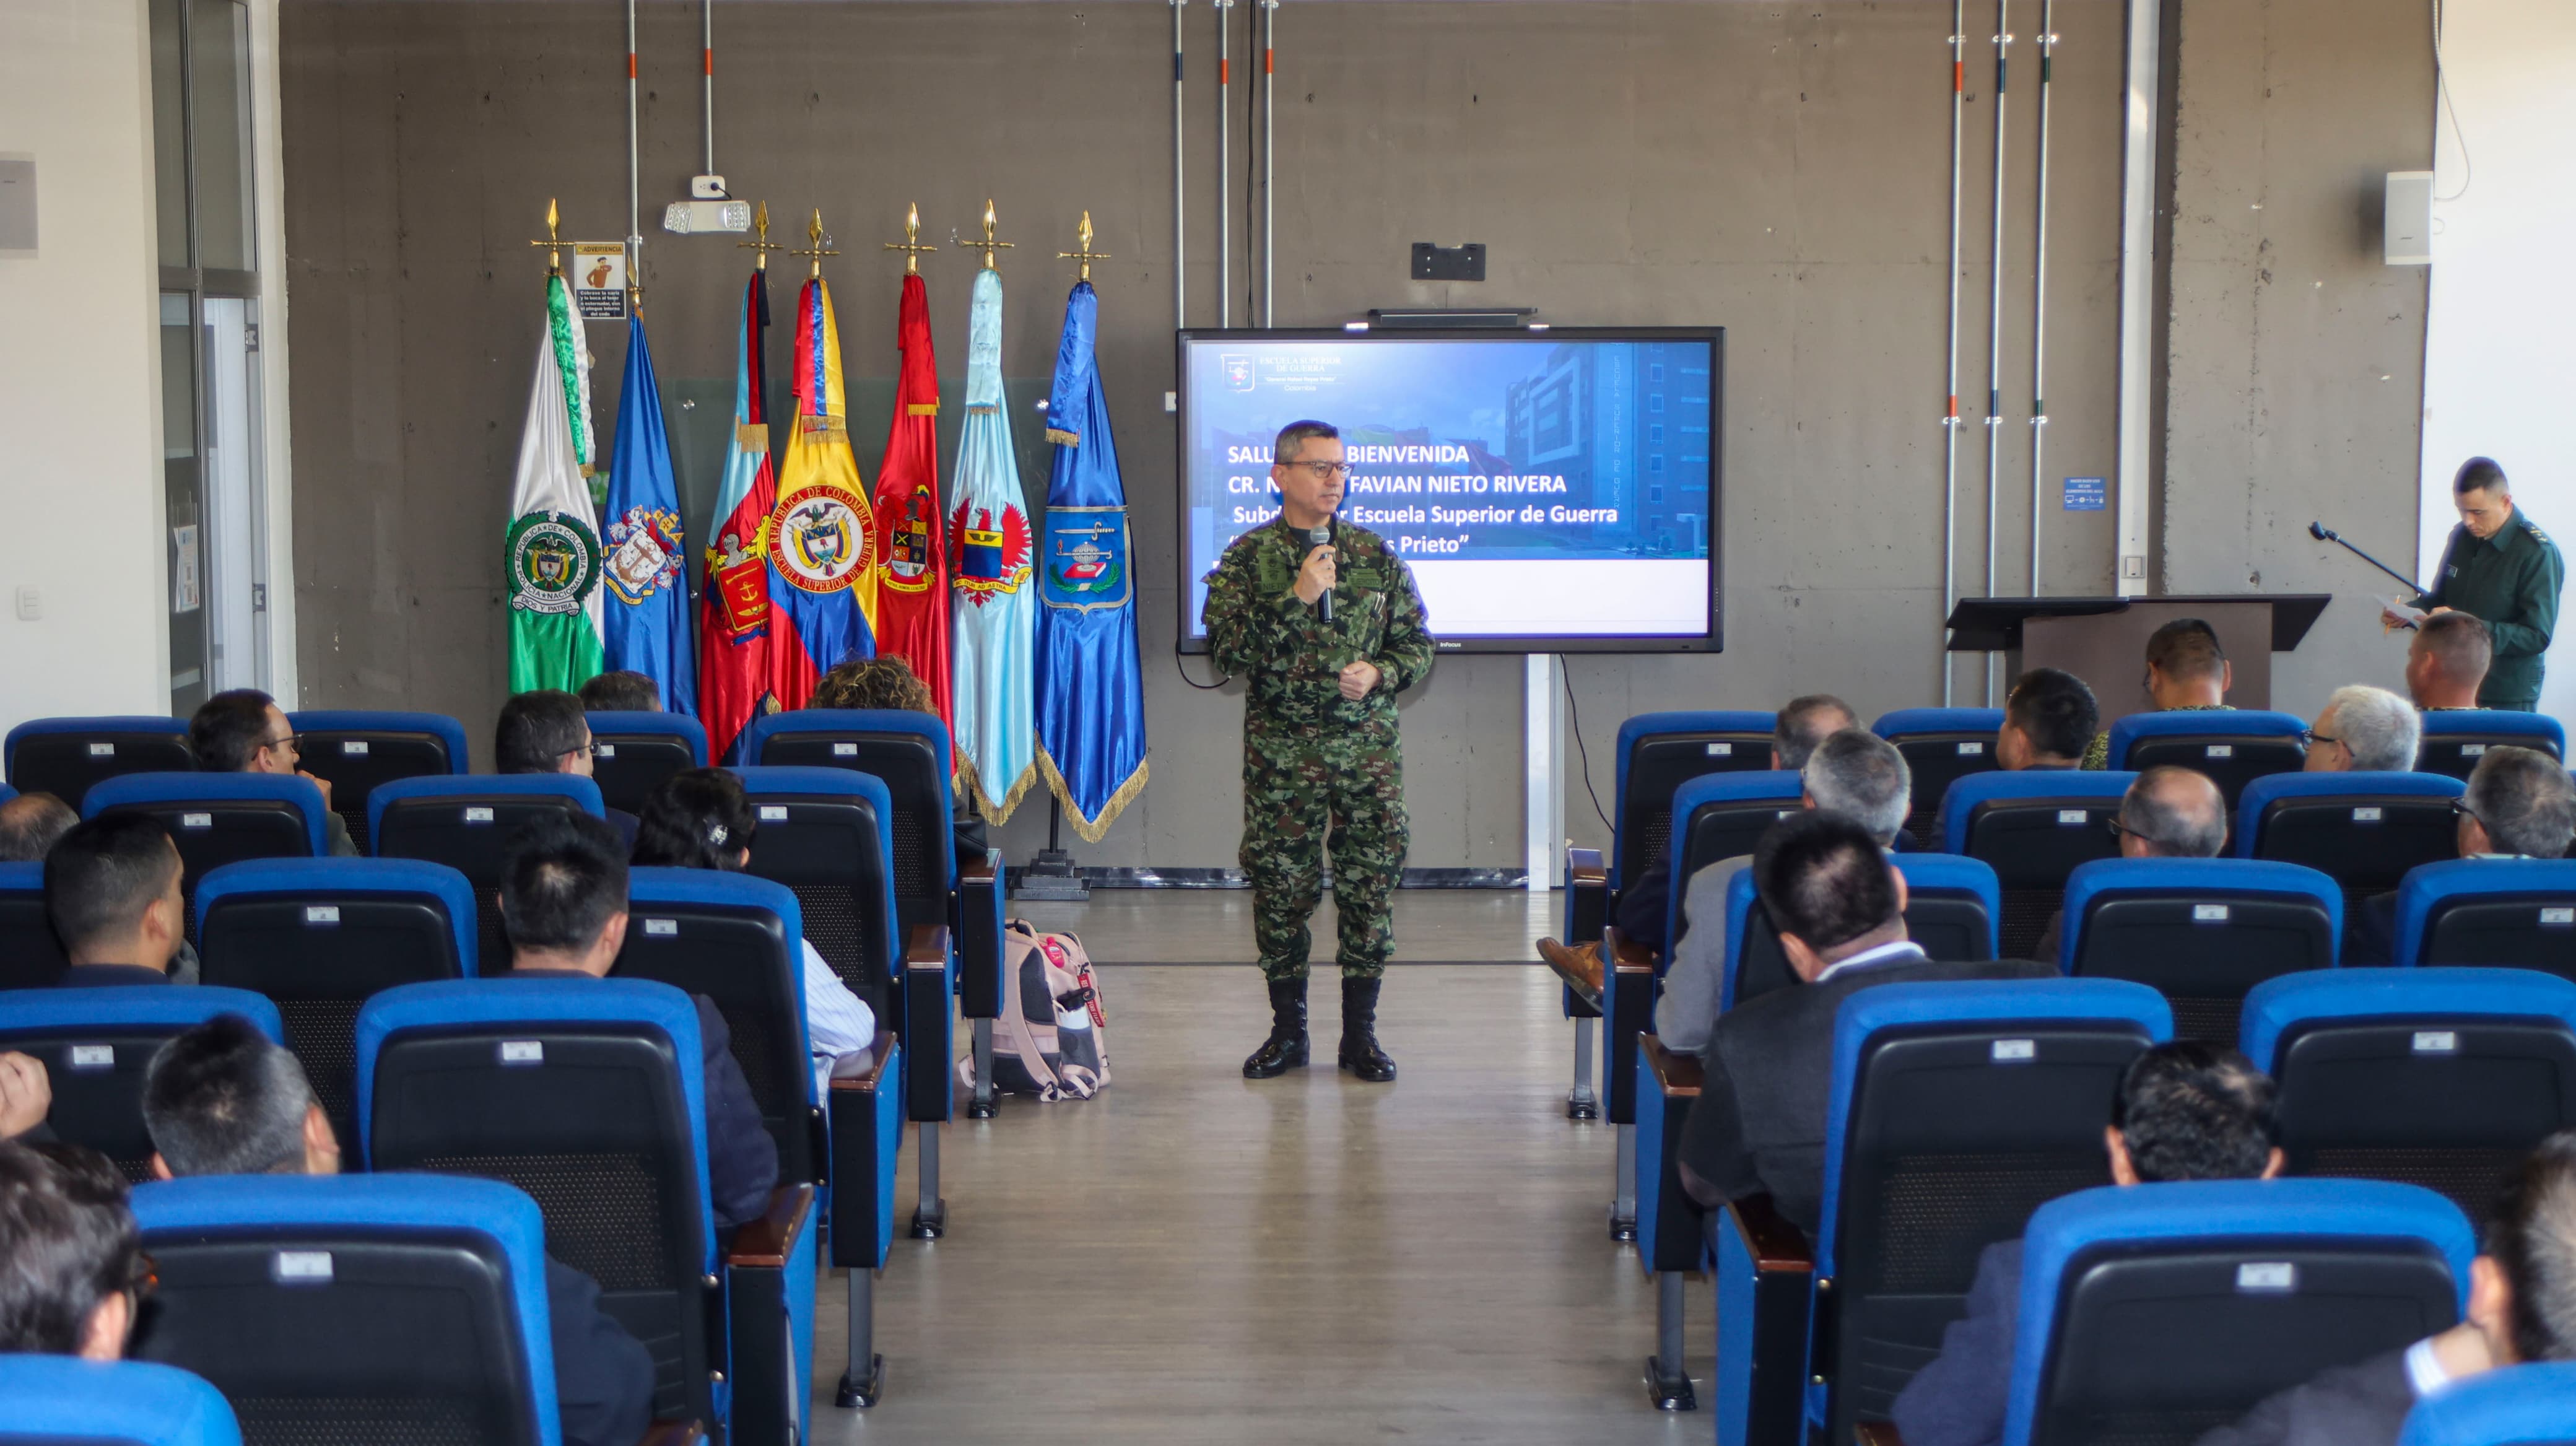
[2344, 746, 2576, 964]
[497, 689, 640, 851]
[2026, 765, 2229, 964]
[191, 689, 362, 856]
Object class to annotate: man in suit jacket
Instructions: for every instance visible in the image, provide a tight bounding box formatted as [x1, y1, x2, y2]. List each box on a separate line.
[493, 811, 779, 1229]
[497, 689, 641, 852]
[1891, 1042, 2287, 1446]
[2345, 745, 2576, 964]
[2193, 1129, 2576, 1446]
[43, 814, 187, 988]
[1674, 811, 2054, 1237]
[139, 1014, 657, 1446]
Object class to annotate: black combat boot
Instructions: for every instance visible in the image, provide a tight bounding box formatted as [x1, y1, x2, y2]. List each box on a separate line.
[1337, 976, 1397, 1082]
[1242, 977, 1310, 1079]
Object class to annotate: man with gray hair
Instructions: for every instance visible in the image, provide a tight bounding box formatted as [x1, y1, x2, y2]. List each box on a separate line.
[2302, 686, 2421, 774]
[140, 1015, 656, 1446]
[0, 791, 77, 864]
[2347, 744, 2576, 964]
[1651, 728, 1910, 1052]
[2030, 766, 2227, 962]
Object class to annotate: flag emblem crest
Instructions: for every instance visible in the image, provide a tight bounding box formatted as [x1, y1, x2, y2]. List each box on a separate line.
[1042, 508, 1131, 611]
[604, 505, 684, 604]
[884, 488, 939, 591]
[766, 485, 874, 593]
[951, 501, 1033, 601]
[508, 512, 601, 615]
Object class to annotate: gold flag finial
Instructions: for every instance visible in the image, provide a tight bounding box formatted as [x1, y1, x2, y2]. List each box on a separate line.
[738, 201, 785, 271]
[789, 208, 839, 280]
[1057, 210, 1112, 282]
[884, 202, 936, 274]
[957, 198, 1015, 271]
[529, 197, 567, 275]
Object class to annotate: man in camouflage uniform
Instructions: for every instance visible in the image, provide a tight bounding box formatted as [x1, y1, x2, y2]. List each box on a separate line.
[1203, 419, 1435, 1082]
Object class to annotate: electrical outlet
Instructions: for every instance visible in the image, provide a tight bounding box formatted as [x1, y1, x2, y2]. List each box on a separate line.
[1164, 391, 1178, 413]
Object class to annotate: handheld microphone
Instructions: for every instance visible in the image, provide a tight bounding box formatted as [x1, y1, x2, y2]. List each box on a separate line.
[2308, 520, 2424, 594]
[1305, 521, 1334, 623]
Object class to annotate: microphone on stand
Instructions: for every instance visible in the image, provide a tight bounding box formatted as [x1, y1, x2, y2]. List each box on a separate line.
[2308, 520, 2425, 594]
[1305, 520, 1335, 623]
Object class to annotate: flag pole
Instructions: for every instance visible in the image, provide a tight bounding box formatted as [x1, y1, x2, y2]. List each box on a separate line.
[2027, 0, 2056, 597]
[1941, 6, 1963, 707]
[1982, 0, 2013, 707]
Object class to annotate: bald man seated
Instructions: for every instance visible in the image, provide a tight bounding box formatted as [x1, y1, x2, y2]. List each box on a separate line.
[0, 791, 77, 864]
[2029, 766, 2228, 963]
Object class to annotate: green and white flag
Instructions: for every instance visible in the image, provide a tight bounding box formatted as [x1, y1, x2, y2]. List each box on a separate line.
[506, 273, 607, 693]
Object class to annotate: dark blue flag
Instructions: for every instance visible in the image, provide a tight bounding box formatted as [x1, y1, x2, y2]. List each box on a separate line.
[601, 318, 695, 713]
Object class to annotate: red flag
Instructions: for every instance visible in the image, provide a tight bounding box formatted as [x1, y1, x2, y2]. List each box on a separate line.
[870, 272, 953, 727]
[697, 270, 778, 761]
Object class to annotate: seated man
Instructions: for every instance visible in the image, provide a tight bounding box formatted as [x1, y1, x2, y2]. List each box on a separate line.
[2195, 1129, 2576, 1446]
[43, 816, 187, 988]
[1539, 693, 1856, 993]
[1892, 1042, 2286, 1446]
[497, 690, 639, 851]
[0, 791, 77, 863]
[1655, 729, 1911, 1052]
[575, 669, 662, 712]
[2302, 685, 2420, 774]
[0, 1138, 141, 1360]
[2346, 744, 2576, 964]
[1675, 812, 2051, 1236]
[189, 689, 359, 856]
[1999, 668, 2100, 771]
[497, 811, 778, 1228]
[2085, 618, 2234, 769]
[140, 1015, 656, 1446]
[2031, 765, 2229, 961]
[2406, 611, 2492, 712]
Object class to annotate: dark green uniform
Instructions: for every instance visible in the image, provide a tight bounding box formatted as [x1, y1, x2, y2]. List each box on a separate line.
[2411, 508, 2565, 710]
[1202, 517, 1436, 982]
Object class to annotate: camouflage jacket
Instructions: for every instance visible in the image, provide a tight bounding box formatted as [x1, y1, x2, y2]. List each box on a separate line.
[1202, 516, 1436, 733]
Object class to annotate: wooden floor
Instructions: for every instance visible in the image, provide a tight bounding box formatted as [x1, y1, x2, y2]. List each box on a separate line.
[810, 895, 1709, 1444]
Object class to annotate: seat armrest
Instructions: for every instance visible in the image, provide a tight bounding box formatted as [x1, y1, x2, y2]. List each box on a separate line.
[826, 1039, 903, 1269]
[957, 848, 1004, 1018]
[636, 1421, 703, 1446]
[827, 1045, 889, 1092]
[1642, 1034, 1703, 1095]
[903, 925, 955, 1122]
[1566, 847, 1609, 944]
[725, 1182, 817, 1268]
[1725, 1193, 1814, 1274]
[1856, 1424, 1908, 1446]
[1610, 934, 1656, 972]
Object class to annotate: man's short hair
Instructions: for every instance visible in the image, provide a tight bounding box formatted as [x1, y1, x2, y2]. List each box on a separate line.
[495, 690, 590, 775]
[1804, 730, 1912, 847]
[43, 814, 178, 959]
[2485, 1130, 2576, 1362]
[0, 793, 79, 863]
[1774, 695, 1857, 771]
[2465, 746, 2576, 858]
[142, 1014, 320, 1178]
[2145, 618, 2227, 683]
[576, 671, 661, 712]
[0, 1139, 139, 1355]
[2008, 668, 2101, 762]
[2121, 766, 2229, 858]
[2323, 685, 2421, 772]
[1753, 811, 1900, 955]
[2456, 456, 2510, 496]
[1273, 419, 1339, 464]
[2415, 612, 2494, 687]
[2110, 1042, 2279, 1183]
[807, 658, 937, 714]
[190, 688, 277, 772]
[500, 811, 629, 954]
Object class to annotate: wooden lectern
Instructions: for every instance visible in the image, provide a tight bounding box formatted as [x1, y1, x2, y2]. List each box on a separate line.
[1945, 595, 2330, 727]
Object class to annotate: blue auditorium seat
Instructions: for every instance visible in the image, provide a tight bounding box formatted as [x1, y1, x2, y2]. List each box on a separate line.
[2395, 858, 2576, 977]
[2243, 968, 2576, 1226]
[2417, 710, 2566, 782]
[2396, 1359, 2576, 1446]
[2, 715, 193, 808]
[1939, 770, 2138, 959]
[287, 710, 472, 851]
[368, 774, 606, 967]
[2001, 1179, 2474, 1446]
[193, 856, 478, 1142]
[0, 860, 65, 989]
[1873, 708, 2005, 848]
[2101, 710, 2309, 808]
[2056, 857, 2341, 1042]
[0, 987, 283, 1180]
[583, 710, 708, 816]
[84, 773, 331, 936]
[356, 978, 812, 1445]
[0, 1356, 243, 1446]
[1720, 850, 2003, 1013]
[2234, 771, 2466, 905]
[1712, 978, 2170, 1446]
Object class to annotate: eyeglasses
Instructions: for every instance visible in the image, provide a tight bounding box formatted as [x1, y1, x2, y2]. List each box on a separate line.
[1284, 461, 1355, 481]
[2300, 728, 2339, 748]
[2450, 798, 2485, 827]
[560, 741, 598, 759]
[259, 733, 302, 755]
[2105, 817, 2169, 850]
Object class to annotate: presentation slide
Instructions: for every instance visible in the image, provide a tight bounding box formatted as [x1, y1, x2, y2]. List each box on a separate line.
[1175, 331, 1721, 651]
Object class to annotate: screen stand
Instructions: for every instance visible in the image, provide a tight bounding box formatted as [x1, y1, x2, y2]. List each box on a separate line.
[1525, 653, 1564, 893]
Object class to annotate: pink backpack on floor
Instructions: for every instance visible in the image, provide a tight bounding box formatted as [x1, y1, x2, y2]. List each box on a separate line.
[959, 920, 1112, 1101]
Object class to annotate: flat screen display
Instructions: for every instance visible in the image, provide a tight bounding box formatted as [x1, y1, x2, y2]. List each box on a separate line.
[1175, 328, 1723, 653]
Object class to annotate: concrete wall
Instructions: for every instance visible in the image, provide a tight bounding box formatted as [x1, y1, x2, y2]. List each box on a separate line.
[0, 0, 171, 736]
[276, 0, 2434, 868]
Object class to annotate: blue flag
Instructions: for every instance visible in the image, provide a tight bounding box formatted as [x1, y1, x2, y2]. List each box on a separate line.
[1033, 280, 1148, 841]
[600, 318, 695, 712]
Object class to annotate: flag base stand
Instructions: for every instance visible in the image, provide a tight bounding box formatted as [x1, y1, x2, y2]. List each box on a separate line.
[1012, 797, 1092, 902]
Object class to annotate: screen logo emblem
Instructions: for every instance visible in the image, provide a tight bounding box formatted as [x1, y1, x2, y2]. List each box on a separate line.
[1222, 354, 1255, 392]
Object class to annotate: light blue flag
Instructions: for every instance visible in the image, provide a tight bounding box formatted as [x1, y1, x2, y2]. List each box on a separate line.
[600, 317, 695, 712]
[947, 268, 1038, 822]
[1033, 280, 1147, 841]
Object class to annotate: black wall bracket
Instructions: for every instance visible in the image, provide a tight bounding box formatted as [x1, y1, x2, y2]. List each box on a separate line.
[1411, 242, 1487, 282]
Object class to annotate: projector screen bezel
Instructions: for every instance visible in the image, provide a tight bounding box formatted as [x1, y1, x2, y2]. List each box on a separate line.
[1171, 325, 1726, 657]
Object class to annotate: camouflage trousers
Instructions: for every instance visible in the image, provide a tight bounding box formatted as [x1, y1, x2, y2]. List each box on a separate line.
[1240, 723, 1409, 982]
